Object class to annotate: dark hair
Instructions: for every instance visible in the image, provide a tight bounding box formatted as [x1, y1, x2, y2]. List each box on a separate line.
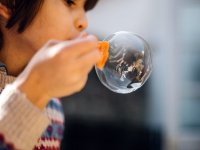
[0, 0, 99, 49]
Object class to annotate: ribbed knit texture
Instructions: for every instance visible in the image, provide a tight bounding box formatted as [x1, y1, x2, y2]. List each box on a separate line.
[0, 85, 51, 149]
[34, 98, 65, 150]
[0, 71, 15, 92]
[0, 69, 65, 150]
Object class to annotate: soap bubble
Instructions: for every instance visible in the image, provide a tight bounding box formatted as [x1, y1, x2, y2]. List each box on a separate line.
[95, 31, 152, 94]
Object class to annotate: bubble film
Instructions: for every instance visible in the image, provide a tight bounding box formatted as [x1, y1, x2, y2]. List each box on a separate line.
[95, 31, 152, 94]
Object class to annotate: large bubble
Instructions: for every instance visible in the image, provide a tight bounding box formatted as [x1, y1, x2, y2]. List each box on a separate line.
[95, 31, 152, 94]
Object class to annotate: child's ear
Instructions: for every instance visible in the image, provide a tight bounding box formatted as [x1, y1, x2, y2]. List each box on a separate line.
[0, 3, 11, 20]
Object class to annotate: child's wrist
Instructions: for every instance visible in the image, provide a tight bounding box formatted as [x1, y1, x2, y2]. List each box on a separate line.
[16, 70, 50, 109]
[19, 83, 49, 109]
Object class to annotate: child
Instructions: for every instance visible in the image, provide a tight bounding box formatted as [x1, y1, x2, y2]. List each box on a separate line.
[0, 0, 99, 149]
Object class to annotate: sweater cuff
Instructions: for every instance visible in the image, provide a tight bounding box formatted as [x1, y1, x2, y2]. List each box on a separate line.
[0, 84, 51, 150]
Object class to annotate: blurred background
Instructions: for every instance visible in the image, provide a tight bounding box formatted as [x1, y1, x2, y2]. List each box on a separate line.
[61, 0, 200, 150]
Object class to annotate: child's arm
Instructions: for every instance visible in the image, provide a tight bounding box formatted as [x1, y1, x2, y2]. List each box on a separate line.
[0, 34, 100, 149]
[0, 84, 50, 150]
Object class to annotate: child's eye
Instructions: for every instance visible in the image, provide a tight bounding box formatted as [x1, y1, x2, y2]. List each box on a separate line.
[66, 0, 76, 6]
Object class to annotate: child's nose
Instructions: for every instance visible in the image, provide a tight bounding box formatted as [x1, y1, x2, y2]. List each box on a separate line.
[75, 13, 88, 32]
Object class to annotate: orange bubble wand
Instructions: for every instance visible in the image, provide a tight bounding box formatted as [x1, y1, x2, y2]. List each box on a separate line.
[96, 41, 110, 70]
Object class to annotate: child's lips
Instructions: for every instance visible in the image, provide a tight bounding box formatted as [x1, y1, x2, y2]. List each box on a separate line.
[68, 32, 89, 40]
[77, 32, 89, 38]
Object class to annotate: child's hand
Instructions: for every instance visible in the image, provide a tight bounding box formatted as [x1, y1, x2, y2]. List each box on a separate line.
[13, 34, 100, 109]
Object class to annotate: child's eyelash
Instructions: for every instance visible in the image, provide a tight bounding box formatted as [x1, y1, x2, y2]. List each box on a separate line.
[66, 0, 76, 6]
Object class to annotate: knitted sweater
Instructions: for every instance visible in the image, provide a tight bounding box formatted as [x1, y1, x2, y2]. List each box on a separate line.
[0, 64, 65, 150]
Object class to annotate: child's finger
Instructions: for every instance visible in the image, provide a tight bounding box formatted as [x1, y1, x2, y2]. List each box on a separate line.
[75, 48, 101, 73]
[61, 35, 99, 58]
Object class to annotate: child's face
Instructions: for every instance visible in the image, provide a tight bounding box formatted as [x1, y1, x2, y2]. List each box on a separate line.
[21, 0, 88, 50]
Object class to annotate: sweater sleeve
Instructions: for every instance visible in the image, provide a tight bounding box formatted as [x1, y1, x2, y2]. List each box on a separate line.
[0, 84, 51, 150]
